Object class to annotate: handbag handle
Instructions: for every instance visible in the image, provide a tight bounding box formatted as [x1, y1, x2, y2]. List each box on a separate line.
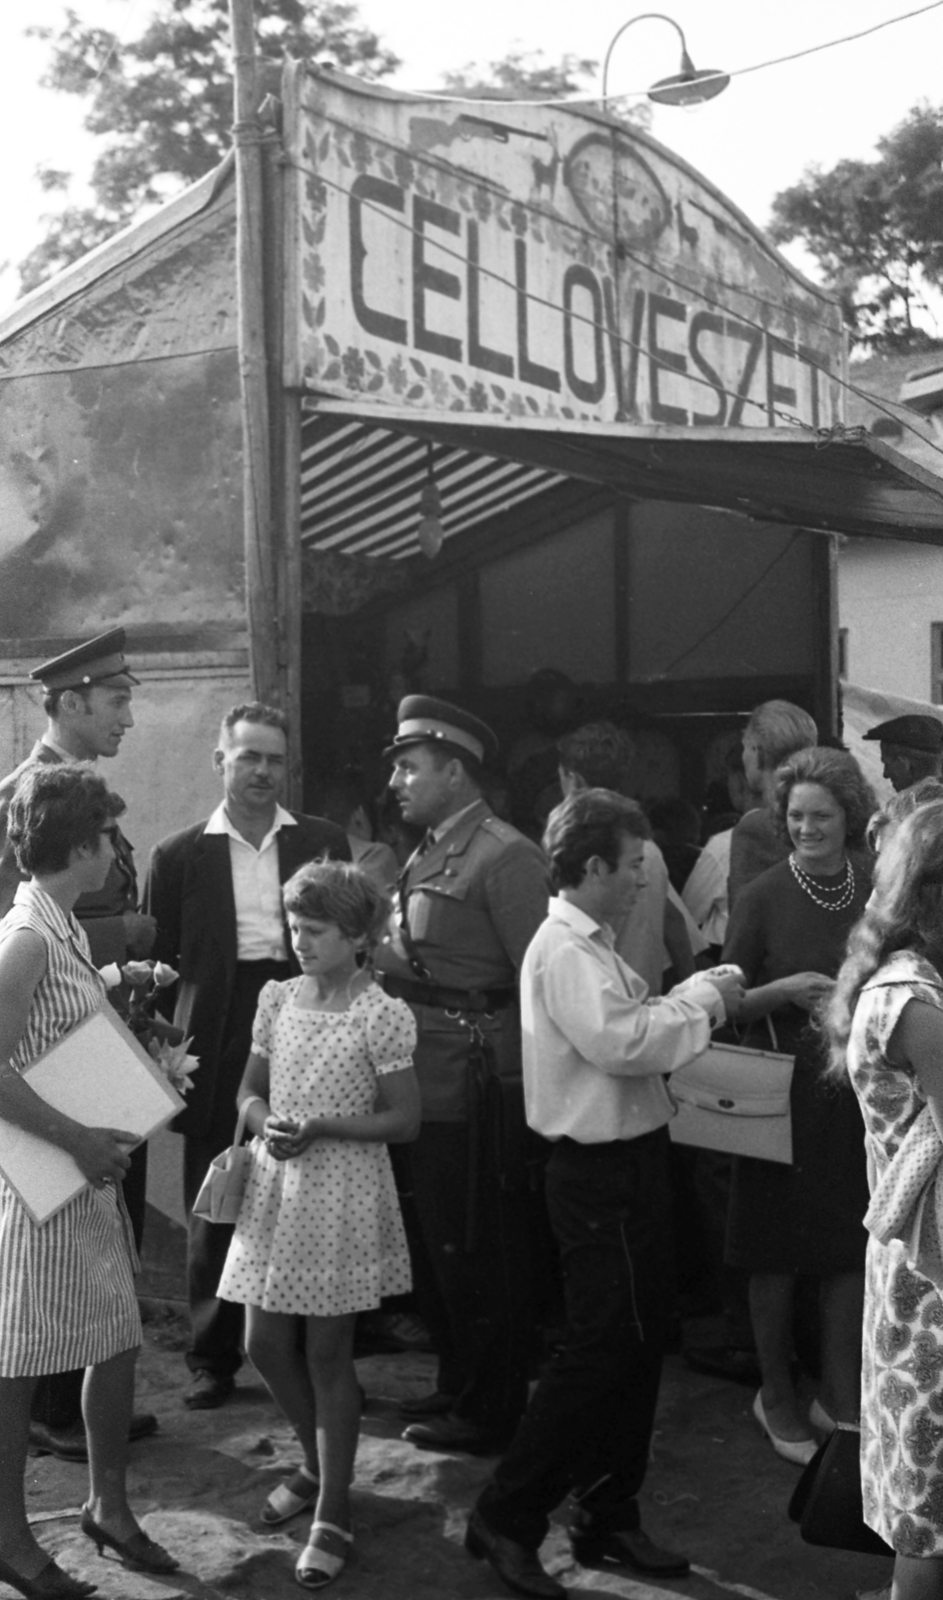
[234, 1094, 265, 1145]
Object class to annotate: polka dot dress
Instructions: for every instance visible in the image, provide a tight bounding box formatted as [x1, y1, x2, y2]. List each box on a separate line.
[218, 979, 415, 1317]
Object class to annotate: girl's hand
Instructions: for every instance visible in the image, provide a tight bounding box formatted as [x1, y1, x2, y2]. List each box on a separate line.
[780, 971, 835, 1012]
[263, 1115, 299, 1161]
[265, 1117, 323, 1158]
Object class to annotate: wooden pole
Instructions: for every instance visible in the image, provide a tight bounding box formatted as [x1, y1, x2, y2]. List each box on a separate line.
[230, 0, 280, 705]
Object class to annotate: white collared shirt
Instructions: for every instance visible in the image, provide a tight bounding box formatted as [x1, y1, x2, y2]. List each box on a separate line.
[521, 896, 725, 1145]
[204, 802, 297, 961]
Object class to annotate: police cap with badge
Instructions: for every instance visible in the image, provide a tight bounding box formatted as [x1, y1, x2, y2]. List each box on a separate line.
[31, 628, 140, 691]
[385, 695, 498, 766]
[862, 714, 943, 754]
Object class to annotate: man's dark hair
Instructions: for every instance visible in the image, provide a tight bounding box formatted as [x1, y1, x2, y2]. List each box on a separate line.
[8, 763, 125, 875]
[556, 721, 634, 794]
[42, 685, 94, 718]
[219, 701, 288, 745]
[542, 788, 650, 889]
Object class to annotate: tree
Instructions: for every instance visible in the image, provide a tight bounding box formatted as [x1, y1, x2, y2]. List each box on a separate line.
[442, 48, 651, 128]
[768, 102, 943, 353]
[19, 0, 400, 292]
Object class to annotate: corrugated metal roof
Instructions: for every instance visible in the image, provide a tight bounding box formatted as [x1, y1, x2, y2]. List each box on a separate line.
[300, 409, 566, 558]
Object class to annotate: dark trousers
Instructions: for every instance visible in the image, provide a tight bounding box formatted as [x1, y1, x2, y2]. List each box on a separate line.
[183, 958, 291, 1379]
[478, 1129, 671, 1548]
[31, 1142, 148, 1429]
[398, 1121, 534, 1436]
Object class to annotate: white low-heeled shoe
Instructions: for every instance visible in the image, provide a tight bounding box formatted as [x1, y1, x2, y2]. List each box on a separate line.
[261, 1464, 320, 1526]
[809, 1397, 837, 1435]
[752, 1390, 817, 1466]
[295, 1521, 352, 1590]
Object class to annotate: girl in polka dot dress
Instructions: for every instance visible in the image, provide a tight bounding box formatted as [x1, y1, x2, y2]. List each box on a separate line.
[218, 860, 419, 1590]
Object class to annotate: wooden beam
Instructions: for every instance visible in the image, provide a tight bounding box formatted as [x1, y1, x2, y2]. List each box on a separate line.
[230, 0, 280, 704]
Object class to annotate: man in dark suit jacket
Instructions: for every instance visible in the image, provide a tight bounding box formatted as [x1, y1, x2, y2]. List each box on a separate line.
[144, 701, 349, 1408]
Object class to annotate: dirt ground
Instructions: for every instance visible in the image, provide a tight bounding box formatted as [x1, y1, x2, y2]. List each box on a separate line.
[15, 1305, 894, 1600]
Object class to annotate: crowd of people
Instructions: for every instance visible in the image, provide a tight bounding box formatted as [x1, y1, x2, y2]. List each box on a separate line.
[1, 627, 943, 1600]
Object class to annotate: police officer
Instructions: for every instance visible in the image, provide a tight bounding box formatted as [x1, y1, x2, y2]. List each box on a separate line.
[862, 713, 943, 793]
[376, 696, 551, 1455]
[0, 628, 157, 1458]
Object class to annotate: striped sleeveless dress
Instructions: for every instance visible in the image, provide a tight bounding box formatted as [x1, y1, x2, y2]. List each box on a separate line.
[0, 882, 141, 1376]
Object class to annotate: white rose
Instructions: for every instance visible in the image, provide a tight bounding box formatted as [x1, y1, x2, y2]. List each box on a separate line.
[99, 962, 122, 989]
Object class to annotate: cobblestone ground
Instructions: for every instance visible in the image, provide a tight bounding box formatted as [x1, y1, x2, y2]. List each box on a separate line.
[15, 1305, 893, 1600]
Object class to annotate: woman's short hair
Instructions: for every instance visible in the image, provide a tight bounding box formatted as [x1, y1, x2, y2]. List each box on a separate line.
[8, 763, 125, 876]
[746, 700, 818, 772]
[282, 859, 389, 947]
[772, 746, 876, 847]
[542, 788, 651, 889]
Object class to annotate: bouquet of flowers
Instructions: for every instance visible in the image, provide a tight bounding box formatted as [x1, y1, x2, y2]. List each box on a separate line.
[99, 959, 200, 1095]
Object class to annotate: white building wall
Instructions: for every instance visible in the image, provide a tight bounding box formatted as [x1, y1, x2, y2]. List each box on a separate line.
[838, 536, 943, 702]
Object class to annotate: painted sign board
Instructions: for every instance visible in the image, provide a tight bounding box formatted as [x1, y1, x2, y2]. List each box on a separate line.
[284, 67, 843, 432]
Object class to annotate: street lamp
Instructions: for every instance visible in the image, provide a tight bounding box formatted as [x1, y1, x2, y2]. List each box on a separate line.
[601, 13, 730, 108]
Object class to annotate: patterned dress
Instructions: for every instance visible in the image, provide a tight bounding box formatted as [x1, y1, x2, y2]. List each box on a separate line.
[847, 949, 943, 1555]
[0, 883, 141, 1377]
[218, 979, 415, 1317]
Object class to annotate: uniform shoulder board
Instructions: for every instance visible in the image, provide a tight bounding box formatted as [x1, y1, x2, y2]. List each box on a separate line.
[480, 815, 524, 845]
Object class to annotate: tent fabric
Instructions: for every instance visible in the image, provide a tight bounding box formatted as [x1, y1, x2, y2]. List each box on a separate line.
[301, 400, 943, 560]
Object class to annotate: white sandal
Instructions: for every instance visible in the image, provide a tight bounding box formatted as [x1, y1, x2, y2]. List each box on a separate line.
[295, 1521, 352, 1590]
[261, 1465, 320, 1526]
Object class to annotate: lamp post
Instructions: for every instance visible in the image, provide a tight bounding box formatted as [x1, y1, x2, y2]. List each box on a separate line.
[601, 13, 729, 108]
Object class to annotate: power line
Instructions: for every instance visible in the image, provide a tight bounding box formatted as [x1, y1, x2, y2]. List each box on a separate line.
[386, 0, 943, 108]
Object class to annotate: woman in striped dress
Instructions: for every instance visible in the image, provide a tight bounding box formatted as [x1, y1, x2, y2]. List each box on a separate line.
[0, 765, 177, 1600]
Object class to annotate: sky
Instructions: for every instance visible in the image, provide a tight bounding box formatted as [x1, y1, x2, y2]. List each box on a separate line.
[0, 0, 941, 318]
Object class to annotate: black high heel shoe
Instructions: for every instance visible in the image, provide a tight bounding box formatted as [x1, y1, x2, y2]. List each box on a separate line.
[0, 1556, 97, 1600]
[79, 1509, 179, 1575]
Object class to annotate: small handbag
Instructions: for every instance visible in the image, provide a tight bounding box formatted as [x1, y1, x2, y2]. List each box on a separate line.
[191, 1096, 260, 1225]
[788, 1421, 892, 1557]
[669, 1036, 794, 1164]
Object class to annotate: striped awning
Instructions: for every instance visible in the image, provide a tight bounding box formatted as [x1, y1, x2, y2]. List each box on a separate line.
[300, 409, 566, 559]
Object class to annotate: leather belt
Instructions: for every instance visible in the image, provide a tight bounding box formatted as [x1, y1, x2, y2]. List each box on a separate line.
[380, 974, 516, 1012]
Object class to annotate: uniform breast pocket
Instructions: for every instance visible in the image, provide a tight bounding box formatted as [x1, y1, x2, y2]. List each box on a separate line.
[408, 880, 469, 940]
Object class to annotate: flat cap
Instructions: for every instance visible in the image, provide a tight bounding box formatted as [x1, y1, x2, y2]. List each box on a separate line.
[385, 695, 498, 765]
[31, 628, 140, 692]
[862, 714, 943, 753]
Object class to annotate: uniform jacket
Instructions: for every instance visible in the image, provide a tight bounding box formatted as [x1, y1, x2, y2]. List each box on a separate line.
[143, 812, 350, 1142]
[0, 740, 139, 966]
[374, 799, 551, 1120]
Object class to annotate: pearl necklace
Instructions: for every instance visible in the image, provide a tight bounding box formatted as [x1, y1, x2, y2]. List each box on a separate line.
[788, 853, 856, 912]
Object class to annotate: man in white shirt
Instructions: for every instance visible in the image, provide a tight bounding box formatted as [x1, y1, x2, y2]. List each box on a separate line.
[467, 789, 742, 1600]
[144, 704, 349, 1408]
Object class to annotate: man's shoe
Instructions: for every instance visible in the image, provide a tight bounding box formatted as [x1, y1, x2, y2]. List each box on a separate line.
[465, 1509, 567, 1600]
[28, 1420, 88, 1461]
[402, 1413, 511, 1456]
[397, 1390, 456, 1419]
[129, 1410, 159, 1442]
[29, 1412, 158, 1462]
[183, 1371, 234, 1410]
[569, 1524, 690, 1578]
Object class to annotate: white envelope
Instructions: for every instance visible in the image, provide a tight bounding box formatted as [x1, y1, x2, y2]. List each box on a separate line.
[0, 1007, 185, 1224]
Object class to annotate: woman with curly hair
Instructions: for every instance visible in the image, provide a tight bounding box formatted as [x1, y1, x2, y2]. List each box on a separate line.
[826, 799, 943, 1598]
[722, 746, 875, 1464]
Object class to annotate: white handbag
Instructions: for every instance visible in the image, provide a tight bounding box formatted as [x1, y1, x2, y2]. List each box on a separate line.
[191, 1097, 259, 1224]
[669, 1039, 795, 1164]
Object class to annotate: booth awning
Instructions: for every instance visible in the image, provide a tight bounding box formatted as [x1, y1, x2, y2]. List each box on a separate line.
[300, 402, 943, 559]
